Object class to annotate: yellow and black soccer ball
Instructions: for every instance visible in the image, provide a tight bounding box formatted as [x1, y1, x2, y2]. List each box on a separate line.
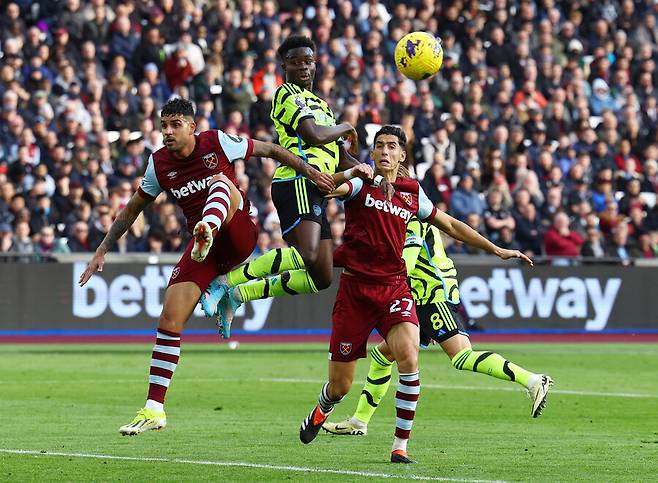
[394, 32, 444, 81]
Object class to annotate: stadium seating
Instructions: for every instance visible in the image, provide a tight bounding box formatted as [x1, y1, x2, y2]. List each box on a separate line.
[0, 0, 657, 260]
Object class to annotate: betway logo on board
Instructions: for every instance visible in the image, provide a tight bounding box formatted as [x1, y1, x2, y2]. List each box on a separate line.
[171, 175, 215, 199]
[460, 268, 622, 330]
[364, 193, 412, 222]
[71, 262, 272, 331]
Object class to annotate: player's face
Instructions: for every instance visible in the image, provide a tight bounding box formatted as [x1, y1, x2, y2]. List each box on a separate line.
[371, 134, 406, 175]
[161, 114, 196, 154]
[282, 47, 316, 89]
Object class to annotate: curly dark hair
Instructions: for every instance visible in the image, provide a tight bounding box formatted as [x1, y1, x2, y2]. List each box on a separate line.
[161, 98, 195, 118]
[277, 35, 316, 60]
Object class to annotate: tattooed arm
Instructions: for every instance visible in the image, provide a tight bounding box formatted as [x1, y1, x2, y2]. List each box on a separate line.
[78, 192, 152, 286]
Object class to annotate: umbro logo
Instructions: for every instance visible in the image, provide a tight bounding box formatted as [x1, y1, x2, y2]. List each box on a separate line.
[167, 171, 177, 179]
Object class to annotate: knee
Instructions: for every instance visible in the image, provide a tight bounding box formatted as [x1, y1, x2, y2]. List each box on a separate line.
[210, 173, 231, 186]
[395, 346, 419, 374]
[450, 348, 471, 370]
[297, 244, 320, 267]
[311, 270, 332, 290]
[328, 378, 352, 400]
[158, 311, 183, 333]
[297, 250, 332, 289]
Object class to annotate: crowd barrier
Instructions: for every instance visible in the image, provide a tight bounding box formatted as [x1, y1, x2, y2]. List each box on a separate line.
[1, 258, 656, 332]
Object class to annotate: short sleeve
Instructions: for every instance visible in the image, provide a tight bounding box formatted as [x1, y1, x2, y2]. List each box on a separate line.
[217, 130, 253, 162]
[341, 178, 364, 202]
[138, 155, 163, 200]
[416, 184, 437, 221]
[272, 84, 314, 131]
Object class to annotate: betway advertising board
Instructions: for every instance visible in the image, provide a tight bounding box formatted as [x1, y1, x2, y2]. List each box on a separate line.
[0, 263, 656, 331]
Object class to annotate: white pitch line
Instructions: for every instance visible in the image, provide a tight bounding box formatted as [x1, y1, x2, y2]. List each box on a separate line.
[0, 449, 507, 483]
[0, 376, 656, 399]
[260, 377, 658, 399]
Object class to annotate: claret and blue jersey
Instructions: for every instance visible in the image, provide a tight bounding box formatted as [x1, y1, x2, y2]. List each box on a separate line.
[333, 176, 436, 283]
[138, 129, 253, 233]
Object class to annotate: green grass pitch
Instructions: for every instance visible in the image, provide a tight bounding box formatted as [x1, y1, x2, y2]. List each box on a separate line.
[1, 342, 657, 482]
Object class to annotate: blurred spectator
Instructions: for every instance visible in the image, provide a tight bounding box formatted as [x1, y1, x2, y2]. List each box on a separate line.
[544, 212, 584, 257]
[451, 175, 486, 221]
[635, 232, 657, 258]
[221, 67, 255, 118]
[605, 223, 634, 263]
[0, 222, 13, 252]
[11, 221, 33, 256]
[483, 189, 515, 243]
[421, 160, 451, 206]
[581, 226, 606, 258]
[589, 79, 617, 115]
[251, 56, 283, 97]
[591, 169, 615, 213]
[514, 202, 543, 257]
[164, 47, 194, 91]
[67, 220, 92, 252]
[35, 225, 69, 256]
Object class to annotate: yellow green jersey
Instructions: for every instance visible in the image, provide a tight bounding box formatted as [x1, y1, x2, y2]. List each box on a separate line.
[403, 217, 460, 305]
[270, 82, 340, 179]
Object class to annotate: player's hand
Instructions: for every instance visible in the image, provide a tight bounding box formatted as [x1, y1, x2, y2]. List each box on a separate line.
[497, 248, 534, 266]
[380, 179, 395, 202]
[308, 168, 336, 194]
[79, 250, 106, 286]
[343, 125, 359, 156]
[352, 163, 374, 180]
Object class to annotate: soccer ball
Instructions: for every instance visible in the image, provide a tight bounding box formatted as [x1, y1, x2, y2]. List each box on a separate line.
[394, 32, 443, 81]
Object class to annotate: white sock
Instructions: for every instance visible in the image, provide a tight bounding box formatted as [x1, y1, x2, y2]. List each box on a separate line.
[145, 399, 164, 412]
[392, 436, 408, 453]
[349, 416, 367, 428]
[527, 373, 541, 390]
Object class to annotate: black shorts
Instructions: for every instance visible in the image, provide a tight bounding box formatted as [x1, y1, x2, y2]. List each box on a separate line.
[271, 176, 331, 240]
[418, 301, 469, 346]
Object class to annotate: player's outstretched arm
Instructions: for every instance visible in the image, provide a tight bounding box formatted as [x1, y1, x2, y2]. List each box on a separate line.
[297, 118, 357, 150]
[78, 193, 152, 286]
[428, 209, 534, 266]
[338, 142, 361, 170]
[252, 139, 335, 194]
[324, 184, 351, 199]
[332, 163, 373, 186]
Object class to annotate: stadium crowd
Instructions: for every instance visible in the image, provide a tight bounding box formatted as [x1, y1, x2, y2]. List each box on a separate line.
[1, 0, 658, 262]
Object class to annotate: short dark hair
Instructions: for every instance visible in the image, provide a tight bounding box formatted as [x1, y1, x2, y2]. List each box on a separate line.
[161, 98, 195, 118]
[373, 125, 407, 149]
[277, 35, 315, 60]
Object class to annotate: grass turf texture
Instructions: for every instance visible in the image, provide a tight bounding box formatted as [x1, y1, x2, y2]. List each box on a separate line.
[1, 343, 657, 482]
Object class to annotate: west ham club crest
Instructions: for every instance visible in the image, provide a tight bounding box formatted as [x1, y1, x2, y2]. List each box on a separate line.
[202, 152, 219, 169]
[339, 342, 352, 355]
[399, 192, 413, 206]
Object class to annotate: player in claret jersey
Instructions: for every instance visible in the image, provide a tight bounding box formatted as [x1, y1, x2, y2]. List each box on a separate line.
[298, 126, 533, 463]
[78, 98, 334, 436]
[323, 214, 553, 439]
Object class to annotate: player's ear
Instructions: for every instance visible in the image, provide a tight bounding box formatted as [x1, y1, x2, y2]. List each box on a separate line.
[399, 147, 407, 163]
[188, 119, 196, 134]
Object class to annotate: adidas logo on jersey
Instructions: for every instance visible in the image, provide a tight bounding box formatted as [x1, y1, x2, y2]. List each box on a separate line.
[364, 193, 413, 222]
[171, 175, 216, 199]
